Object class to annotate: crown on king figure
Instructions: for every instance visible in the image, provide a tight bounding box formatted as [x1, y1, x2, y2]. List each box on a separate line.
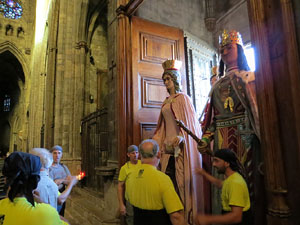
[162, 59, 182, 71]
[219, 29, 243, 47]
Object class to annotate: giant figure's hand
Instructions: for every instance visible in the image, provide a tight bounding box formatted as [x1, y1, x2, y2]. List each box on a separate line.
[197, 140, 208, 153]
[172, 136, 184, 148]
[197, 141, 214, 156]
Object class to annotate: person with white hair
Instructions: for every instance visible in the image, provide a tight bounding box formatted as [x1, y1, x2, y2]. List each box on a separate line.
[30, 148, 58, 209]
[30, 148, 77, 210]
[0, 151, 68, 224]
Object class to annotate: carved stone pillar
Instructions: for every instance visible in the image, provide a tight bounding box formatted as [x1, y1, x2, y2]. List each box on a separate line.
[205, 0, 216, 32]
[45, 0, 59, 149]
[247, 0, 300, 224]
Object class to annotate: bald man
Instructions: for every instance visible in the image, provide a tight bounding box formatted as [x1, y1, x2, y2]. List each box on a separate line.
[126, 139, 184, 225]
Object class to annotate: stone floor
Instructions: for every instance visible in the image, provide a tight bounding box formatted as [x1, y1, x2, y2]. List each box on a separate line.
[65, 187, 120, 225]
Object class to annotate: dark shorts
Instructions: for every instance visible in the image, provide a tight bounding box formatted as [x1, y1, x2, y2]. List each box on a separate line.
[133, 206, 172, 225]
[222, 210, 253, 225]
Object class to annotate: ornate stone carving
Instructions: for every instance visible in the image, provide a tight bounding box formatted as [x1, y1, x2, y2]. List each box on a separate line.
[205, 17, 216, 32]
[17, 26, 24, 38]
[205, 0, 216, 32]
[75, 40, 88, 52]
[184, 32, 216, 116]
[5, 24, 13, 36]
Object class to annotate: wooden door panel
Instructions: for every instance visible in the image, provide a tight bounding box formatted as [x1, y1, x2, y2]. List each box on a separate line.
[141, 75, 166, 108]
[132, 17, 185, 145]
[140, 33, 180, 63]
[140, 122, 157, 141]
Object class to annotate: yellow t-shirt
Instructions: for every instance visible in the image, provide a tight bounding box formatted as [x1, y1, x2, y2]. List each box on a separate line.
[118, 160, 141, 200]
[221, 172, 250, 212]
[118, 160, 142, 182]
[0, 197, 67, 225]
[126, 164, 183, 214]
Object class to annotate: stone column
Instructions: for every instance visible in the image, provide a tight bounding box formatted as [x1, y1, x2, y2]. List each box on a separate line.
[45, 0, 60, 149]
[41, 0, 87, 174]
[73, 0, 88, 161]
[204, 0, 216, 32]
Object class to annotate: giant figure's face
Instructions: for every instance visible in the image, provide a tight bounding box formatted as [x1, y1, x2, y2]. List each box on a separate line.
[220, 43, 238, 66]
[162, 74, 175, 92]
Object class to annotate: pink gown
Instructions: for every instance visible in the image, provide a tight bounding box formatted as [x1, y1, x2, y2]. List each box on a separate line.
[153, 92, 207, 224]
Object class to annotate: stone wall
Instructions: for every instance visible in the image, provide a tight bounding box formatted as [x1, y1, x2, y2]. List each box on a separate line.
[0, 0, 36, 153]
[24, 0, 89, 175]
[214, 0, 251, 47]
[84, 7, 108, 115]
[135, 0, 213, 46]
[65, 0, 120, 223]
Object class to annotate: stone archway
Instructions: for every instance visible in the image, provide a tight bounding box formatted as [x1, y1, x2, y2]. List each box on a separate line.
[0, 49, 26, 152]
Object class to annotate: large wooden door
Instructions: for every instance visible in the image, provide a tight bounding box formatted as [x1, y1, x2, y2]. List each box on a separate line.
[131, 17, 186, 145]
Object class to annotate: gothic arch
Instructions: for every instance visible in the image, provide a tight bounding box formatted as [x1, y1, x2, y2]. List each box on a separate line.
[0, 41, 28, 152]
[0, 41, 29, 76]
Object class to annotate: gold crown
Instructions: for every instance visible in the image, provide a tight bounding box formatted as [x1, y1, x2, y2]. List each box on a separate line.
[162, 59, 182, 71]
[219, 29, 243, 47]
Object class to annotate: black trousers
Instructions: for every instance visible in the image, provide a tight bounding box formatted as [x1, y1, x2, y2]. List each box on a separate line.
[222, 210, 253, 225]
[133, 206, 172, 225]
[59, 186, 66, 216]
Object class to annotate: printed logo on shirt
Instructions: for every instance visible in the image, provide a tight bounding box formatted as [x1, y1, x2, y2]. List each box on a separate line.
[137, 169, 144, 178]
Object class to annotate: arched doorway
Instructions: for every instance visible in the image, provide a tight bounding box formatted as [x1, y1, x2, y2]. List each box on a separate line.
[0, 50, 25, 152]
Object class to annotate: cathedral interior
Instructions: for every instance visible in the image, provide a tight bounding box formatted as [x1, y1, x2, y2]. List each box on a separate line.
[0, 0, 300, 224]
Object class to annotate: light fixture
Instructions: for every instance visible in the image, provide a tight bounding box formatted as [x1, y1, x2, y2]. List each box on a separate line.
[89, 94, 94, 104]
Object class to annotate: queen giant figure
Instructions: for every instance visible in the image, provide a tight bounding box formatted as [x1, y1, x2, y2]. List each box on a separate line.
[153, 59, 208, 224]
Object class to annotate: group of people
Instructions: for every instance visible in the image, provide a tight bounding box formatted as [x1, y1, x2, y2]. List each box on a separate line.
[0, 145, 76, 225]
[118, 30, 259, 225]
[118, 142, 250, 225]
[0, 29, 258, 225]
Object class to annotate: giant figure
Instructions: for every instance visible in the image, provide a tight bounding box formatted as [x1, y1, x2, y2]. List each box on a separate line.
[199, 30, 261, 219]
[153, 59, 207, 224]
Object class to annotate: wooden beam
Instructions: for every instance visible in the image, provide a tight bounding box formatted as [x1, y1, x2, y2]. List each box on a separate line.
[116, 0, 144, 167]
[125, 0, 144, 16]
[116, 0, 145, 17]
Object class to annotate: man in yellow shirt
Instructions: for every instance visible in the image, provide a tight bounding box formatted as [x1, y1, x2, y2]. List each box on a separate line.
[118, 145, 141, 225]
[126, 139, 184, 225]
[195, 149, 251, 225]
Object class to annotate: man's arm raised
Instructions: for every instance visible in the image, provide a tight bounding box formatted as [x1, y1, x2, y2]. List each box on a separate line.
[195, 168, 223, 188]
